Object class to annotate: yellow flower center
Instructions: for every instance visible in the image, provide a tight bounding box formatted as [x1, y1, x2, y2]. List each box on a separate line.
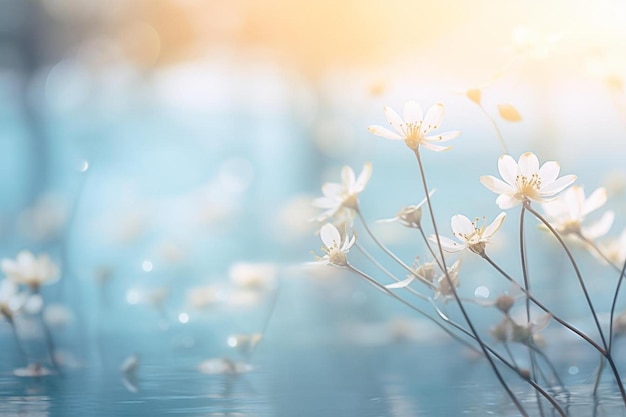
[324, 240, 348, 266]
[515, 173, 542, 199]
[403, 122, 423, 150]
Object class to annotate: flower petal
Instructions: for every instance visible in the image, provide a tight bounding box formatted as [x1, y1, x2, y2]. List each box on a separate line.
[421, 103, 445, 135]
[484, 212, 507, 238]
[518, 152, 539, 177]
[496, 194, 521, 209]
[451, 214, 474, 236]
[368, 125, 404, 140]
[354, 162, 372, 193]
[497, 154, 518, 186]
[424, 130, 460, 143]
[582, 187, 607, 216]
[480, 175, 516, 195]
[432, 235, 465, 252]
[384, 106, 406, 135]
[539, 174, 577, 196]
[320, 223, 341, 249]
[341, 166, 356, 188]
[385, 276, 415, 289]
[538, 161, 560, 185]
[321, 182, 343, 198]
[583, 211, 614, 240]
[420, 142, 451, 152]
[403, 100, 423, 124]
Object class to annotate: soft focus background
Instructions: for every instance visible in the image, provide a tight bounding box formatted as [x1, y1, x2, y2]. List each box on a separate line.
[3, 0, 626, 416]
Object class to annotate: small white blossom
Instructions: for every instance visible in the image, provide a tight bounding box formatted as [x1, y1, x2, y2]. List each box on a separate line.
[313, 163, 372, 221]
[368, 101, 460, 151]
[541, 185, 613, 240]
[480, 152, 576, 209]
[1, 251, 60, 290]
[595, 228, 626, 266]
[315, 223, 355, 267]
[431, 212, 506, 256]
[434, 260, 462, 301]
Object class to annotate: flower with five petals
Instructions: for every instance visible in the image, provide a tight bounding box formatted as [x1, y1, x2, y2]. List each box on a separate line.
[368, 101, 460, 151]
[480, 152, 576, 209]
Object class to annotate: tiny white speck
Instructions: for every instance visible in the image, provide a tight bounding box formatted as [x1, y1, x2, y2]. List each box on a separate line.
[142, 260, 153, 272]
[79, 161, 89, 172]
[568, 366, 579, 375]
[227, 336, 238, 347]
[126, 289, 140, 305]
[178, 313, 189, 324]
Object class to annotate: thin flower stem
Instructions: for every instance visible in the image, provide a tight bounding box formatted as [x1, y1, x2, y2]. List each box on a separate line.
[592, 356, 604, 396]
[478, 103, 508, 153]
[247, 283, 281, 362]
[524, 202, 607, 349]
[356, 209, 435, 289]
[355, 242, 433, 302]
[346, 264, 479, 354]
[482, 253, 605, 353]
[349, 263, 567, 416]
[609, 258, 626, 351]
[574, 234, 626, 352]
[413, 149, 529, 417]
[8, 317, 29, 366]
[416, 226, 445, 273]
[519, 206, 542, 399]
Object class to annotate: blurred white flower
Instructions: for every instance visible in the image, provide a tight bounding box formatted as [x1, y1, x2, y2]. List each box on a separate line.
[434, 260, 462, 301]
[313, 163, 372, 221]
[541, 185, 613, 240]
[480, 152, 576, 209]
[198, 357, 253, 375]
[430, 213, 506, 256]
[0, 279, 27, 321]
[595, 228, 626, 266]
[229, 262, 277, 292]
[368, 101, 460, 151]
[1, 251, 60, 291]
[491, 313, 552, 345]
[314, 223, 355, 267]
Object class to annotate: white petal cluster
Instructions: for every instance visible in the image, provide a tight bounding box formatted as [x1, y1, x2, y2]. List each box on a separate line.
[316, 223, 356, 267]
[541, 185, 613, 240]
[480, 152, 576, 209]
[1, 251, 60, 290]
[368, 101, 460, 151]
[313, 163, 372, 221]
[431, 213, 506, 256]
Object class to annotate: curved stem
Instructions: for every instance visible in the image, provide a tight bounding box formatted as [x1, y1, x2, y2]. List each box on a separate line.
[356, 209, 435, 289]
[525, 202, 607, 349]
[478, 103, 508, 153]
[609, 258, 626, 351]
[482, 253, 605, 353]
[413, 149, 528, 416]
[346, 264, 479, 353]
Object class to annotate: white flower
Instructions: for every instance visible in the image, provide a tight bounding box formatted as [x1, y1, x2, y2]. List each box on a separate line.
[491, 313, 552, 345]
[541, 185, 613, 240]
[229, 262, 277, 292]
[480, 152, 576, 209]
[595, 228, 626, 265]
[434, 260, 462, 301]
[1, 251, 60, 290]
[378, 190, 435, 228]
[315, 223, 356, 267]
[431, 212, 506, 256]
[368, 101, 460, 151]
[313, 163, 372, 221]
